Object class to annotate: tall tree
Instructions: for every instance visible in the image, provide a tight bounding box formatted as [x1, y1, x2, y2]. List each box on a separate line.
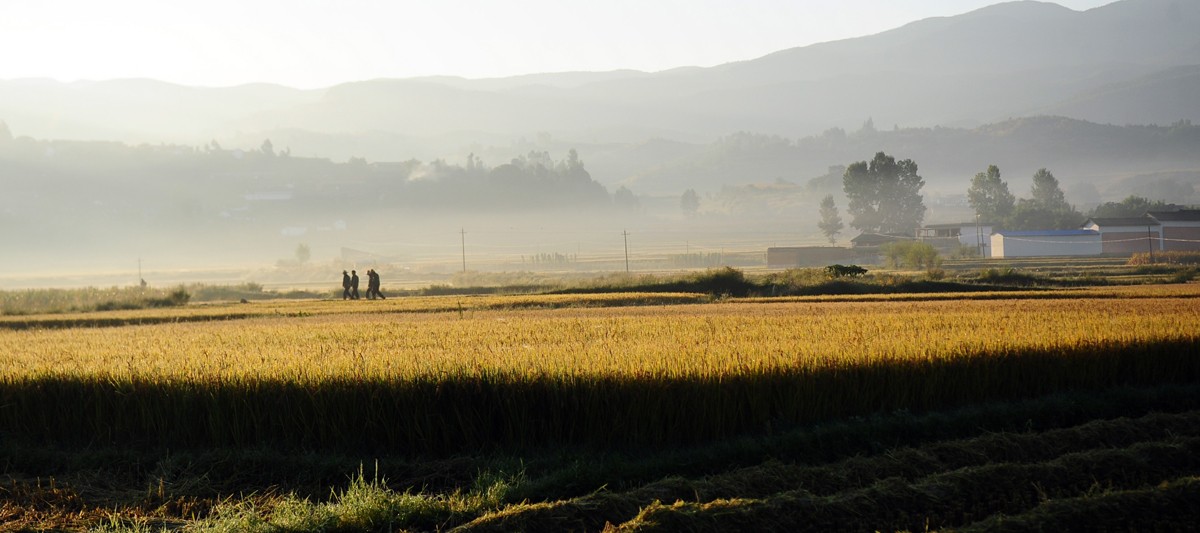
[680, 189, 700, 218]
[1089, 195, 1175, 218]
[613, 185, 640, 212]
[294, 243, 311, 264]
[1029, 168, 1069, 212]
[1008, 168, 1083, 230]
[842, 152, 926, 234]
[817, 194, 844, 245]
[966, 165, 1015, 223]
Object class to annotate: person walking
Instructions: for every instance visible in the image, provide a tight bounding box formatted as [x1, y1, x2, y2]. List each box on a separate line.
[367, 269, 386, 300]
[374, 270, 386, 300]
[350, 270, 360, 300]
[342, 270, 352, 300]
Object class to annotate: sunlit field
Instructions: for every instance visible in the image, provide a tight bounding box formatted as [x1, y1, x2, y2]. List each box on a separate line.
[3, 284, 1200, 531]
[5, 288, 1199, 381]
[3, 284, 1198, 454]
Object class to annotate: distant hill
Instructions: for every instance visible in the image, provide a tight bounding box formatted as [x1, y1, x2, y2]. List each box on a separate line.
[613, 116, 1200, 200]
[1041, 65, 1200, 125]
[1, 0, 1196, 152]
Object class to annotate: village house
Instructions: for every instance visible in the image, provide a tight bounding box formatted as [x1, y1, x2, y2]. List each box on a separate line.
[918, 222, 994, 255]
[1149, 210, 1200, 251]
[849, 232, 912, 249]
[990, 229, 1102, 258]
[1080, 217, 1162, 255]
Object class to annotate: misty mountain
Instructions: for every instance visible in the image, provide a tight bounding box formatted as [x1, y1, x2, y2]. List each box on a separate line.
[1041, 65, 1200, 125]
[621, 116, 1200, 200]
[0, 78, 320, 143]
[2, 0, 1197, 157]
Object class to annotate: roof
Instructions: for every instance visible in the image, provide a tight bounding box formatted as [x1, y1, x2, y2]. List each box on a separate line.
[1148, 210, 1200, 222]
[1084, 217, 1158, 227]
[922, 222, 994, 229]
[850, 233, 912, 245]
[996, 230, 1099, 237]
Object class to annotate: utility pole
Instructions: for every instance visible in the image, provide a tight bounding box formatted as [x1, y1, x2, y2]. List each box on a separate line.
[976, 214, 983, 258]
[460, 228, 467, 272]
[622, 230, 630, 273]
[1148, 225, 1155, 264]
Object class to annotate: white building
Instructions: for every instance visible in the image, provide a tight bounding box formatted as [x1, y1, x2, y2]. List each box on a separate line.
[919, 222, 994, 246]
[991, 230, 1102, 258]
[1080, 217, 1162, 255]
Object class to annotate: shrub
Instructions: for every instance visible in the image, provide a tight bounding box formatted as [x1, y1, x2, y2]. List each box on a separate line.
[689, 267, 751, 296]
[1129, 251, 1200, 266]
[950, 245, 981, 259]
[1169, 268, 1198, 284]
[825, 264, 868, 278]
[977, 267, 1045, 286]
[881, 241, 941, 269]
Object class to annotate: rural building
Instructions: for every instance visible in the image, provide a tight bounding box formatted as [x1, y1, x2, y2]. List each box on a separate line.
[1080, 217, 1162, 255]
[918, 222, 994, 255]
[850, 233, 912, 249]
[766, 246, 865, 268]
[1149, 210, 1200, 251]
[990, 230, 1102, 258]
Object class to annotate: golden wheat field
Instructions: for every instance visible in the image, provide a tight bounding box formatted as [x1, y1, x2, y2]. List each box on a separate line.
[2, 284, 1199, 454]
[2, 285, 1198, 382]
[4, 284, 1200, 531]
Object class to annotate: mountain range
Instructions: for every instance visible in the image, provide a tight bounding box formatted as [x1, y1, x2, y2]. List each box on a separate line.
[1, 0, 1198, 195]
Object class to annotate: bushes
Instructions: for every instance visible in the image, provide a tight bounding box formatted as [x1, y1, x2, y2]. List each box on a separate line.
[1129, 251, 1200, 266]
[145, 288, 191, 308]
[2, 286, 193, 315]
[825, 265, 868, 278]
[880, 241, 941, 269]
[977, 267, 1046, 287]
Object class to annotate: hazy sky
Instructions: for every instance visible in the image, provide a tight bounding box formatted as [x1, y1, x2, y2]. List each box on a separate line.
[2, 0, 1117, 89]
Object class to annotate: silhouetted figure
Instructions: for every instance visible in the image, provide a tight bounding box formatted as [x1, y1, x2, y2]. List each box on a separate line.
[367, 269, 386, 300]
[350, 270, 360, 299]
[342, 270, 351, 300]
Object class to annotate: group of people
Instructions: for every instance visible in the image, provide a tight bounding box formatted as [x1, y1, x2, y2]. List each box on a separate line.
[341, 269, 386, 300]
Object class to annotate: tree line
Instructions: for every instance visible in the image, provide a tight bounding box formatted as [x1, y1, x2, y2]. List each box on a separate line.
[812, 152, 1193, 246]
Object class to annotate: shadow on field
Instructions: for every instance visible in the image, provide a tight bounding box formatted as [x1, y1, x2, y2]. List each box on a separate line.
[2, 338, 1199, 456]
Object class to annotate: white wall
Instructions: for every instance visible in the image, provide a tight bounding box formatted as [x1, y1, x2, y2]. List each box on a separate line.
[991, 233, 1102, 258]
[957, 225, 993, 248]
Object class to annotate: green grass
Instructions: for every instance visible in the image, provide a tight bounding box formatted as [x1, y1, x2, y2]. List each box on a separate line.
[0, 285, 192, 315]
[7, 384, 1199, 531]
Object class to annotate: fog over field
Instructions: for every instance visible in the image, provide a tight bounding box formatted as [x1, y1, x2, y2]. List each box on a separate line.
[1, 0, 1198, 288]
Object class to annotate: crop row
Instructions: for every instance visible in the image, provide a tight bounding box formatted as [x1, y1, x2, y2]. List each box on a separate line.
[0, 292, 710, 330]
[455, 409, 1200, 532]
[3, 295, 1198, 380]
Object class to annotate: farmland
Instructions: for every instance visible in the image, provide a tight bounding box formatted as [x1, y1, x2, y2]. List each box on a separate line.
[2, 283, 1199, 530]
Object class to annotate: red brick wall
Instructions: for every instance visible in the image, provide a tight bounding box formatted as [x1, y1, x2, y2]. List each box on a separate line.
[1101, 231, 1159, 255]
[1163, 227, 1200, 251]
